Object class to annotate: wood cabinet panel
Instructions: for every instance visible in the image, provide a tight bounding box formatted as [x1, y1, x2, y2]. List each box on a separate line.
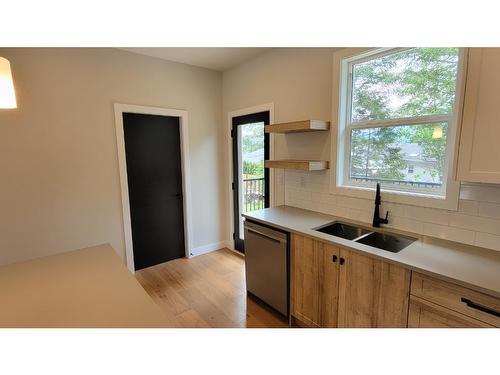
[291, 235, 340, 328]
[457, 48, 500, 183]
[319, 243, 340, 327]
[337, 249, 411, 328]
[408, 296, 493, 328]
[411, 272, 500, 327]
[291, 234, 321, 327]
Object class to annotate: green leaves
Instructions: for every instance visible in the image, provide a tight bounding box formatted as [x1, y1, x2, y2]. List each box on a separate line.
[351, 127, 407, 180]
[348, 48, 459, 186]
[352, 48, 459, 121]
[242, 123, 264, 153]
[243, 160, 264, 177]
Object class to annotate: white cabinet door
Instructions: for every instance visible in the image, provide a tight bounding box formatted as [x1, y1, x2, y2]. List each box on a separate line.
[457, 48, 500, 183]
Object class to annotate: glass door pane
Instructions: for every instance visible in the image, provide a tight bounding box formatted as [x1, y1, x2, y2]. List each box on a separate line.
[238, 122, 265, 240]
[231, 111, 270, 253]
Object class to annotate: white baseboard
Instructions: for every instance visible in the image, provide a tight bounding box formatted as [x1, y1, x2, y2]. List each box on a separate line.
[189, 240, 233, 257]
[225, 240, 235, 251]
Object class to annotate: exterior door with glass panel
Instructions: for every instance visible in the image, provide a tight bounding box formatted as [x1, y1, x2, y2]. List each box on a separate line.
[231, 111, 270, 253]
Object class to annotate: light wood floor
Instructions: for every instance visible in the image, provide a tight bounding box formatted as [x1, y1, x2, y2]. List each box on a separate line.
[135, 248, 289, 328]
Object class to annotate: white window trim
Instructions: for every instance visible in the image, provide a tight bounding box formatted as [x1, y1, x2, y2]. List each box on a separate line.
[330, 48, 468, 210]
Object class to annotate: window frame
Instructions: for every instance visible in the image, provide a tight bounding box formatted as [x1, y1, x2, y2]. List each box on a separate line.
[331, 47, 468, 210]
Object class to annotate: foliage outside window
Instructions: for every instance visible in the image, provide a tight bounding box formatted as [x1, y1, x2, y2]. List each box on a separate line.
[241, 122, 265, 212]
[338, 48, 461, 198]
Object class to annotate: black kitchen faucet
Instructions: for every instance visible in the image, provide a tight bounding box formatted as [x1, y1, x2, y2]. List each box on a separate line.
[372, 183, 389, 227]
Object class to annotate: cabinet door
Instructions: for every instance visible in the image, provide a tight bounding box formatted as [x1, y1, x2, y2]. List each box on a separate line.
[319, 243, 340, 328]
[337, 249, 411, 328]
[408, 296, 493, 328]
[291, 234, 321, 327]
[457, 48, 500, 183]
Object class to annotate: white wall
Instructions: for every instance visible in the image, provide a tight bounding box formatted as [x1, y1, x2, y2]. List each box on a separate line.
[223, 48, 500, 253]
[0, 48, 226, 265]
[223, 48, 338, 239]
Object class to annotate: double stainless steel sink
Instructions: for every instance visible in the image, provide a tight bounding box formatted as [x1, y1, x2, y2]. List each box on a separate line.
[314, 222, 415, 253]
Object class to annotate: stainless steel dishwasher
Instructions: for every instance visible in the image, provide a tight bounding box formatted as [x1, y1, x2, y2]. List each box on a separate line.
[244, 220, 289, 317]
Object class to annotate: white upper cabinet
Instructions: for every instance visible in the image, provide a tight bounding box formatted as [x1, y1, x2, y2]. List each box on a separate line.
[457, 48, 500, 183]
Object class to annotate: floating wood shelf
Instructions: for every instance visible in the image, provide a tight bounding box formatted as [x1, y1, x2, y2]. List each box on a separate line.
[265, 160, 329, 171]
[265, 120, 330, 134]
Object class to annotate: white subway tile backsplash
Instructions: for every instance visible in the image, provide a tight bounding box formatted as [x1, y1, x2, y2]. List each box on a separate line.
[330, 205, 352, 218]
[286, 188, 311, 202]
[459, 183, 500, 203]
[282, 171, 500, 252]
[404, 206, 450, 226]
[309, 172, 330, 186]
[423, 223, 475, 246]
[310, 192, 336, 204]
[474, 232, 500, 252]
[390, 217, 425, 234]
[477, 201, 500, 220]
[458, 199, 478, 215]
[348, 208, 372, 224]
[380, 202, 406, 217]
[336, 196, 373, 211]
[317, 204, 350, 218]
[449, 213, 500, 235]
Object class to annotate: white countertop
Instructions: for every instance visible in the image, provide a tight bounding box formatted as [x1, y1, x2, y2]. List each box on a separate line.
[243, 206, 500, 298]
[0, 244, 169, 327]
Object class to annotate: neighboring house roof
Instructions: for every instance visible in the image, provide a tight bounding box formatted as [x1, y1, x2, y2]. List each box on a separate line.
[394, 143, 436, 164]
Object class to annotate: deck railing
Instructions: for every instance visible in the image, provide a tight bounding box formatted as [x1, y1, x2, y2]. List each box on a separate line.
[243, 177, 265, 212]
[350, 176, 442, 189]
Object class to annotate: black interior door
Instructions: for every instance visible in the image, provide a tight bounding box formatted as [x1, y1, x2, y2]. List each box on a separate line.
[123, 112, 185, 270]
[232, 111, 270, 253]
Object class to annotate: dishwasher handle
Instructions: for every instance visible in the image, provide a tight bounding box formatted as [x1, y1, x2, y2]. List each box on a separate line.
[246, 227, 284, 244]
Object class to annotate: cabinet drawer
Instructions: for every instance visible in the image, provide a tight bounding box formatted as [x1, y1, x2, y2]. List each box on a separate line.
[411, 273, 500, 327]
[408, 296, 493, 328]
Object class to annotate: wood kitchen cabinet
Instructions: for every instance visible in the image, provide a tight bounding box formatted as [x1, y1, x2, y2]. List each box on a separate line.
[291, 234, 410, 328]
[291, 234, 340, 327]
[291, 235, 322, 327]
[409, 272, 500, 327]
[319, 242, 340, 327]
[456, 48, 500, 183]
[408, 296, 494, 328]
[337, 249, 411, 328]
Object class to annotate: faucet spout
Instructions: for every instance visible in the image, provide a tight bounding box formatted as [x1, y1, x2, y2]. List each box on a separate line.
[372, 183, 389, 227]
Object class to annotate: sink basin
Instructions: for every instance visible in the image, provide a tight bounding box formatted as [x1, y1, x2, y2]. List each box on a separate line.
[315, 222, 371, 240]
[355, 232, 415, 253]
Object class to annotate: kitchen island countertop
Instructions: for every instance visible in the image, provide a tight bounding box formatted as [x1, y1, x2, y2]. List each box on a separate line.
[0, 244, 168, 327]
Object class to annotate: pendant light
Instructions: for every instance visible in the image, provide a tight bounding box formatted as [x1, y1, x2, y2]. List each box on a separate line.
[0, 57, 17, 109]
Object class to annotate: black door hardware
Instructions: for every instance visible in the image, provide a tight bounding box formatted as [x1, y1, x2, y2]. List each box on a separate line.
[461, 298, 500, 317]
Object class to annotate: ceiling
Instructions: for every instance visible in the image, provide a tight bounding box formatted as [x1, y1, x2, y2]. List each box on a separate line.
[119, 48, 271, 71]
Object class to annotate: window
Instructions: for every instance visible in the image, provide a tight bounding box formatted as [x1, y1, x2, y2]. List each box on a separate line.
[334, 48, 464, 209]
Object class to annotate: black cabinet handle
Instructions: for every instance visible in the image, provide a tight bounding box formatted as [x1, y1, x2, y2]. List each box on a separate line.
[339, 257, 345, 265]
[461, 298, 500, 318]
[332, 255, 338, 263]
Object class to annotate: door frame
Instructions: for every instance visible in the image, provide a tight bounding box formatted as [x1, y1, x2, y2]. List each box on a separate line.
[226, 103, 275, 252]
[114, 103, 193, 272]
